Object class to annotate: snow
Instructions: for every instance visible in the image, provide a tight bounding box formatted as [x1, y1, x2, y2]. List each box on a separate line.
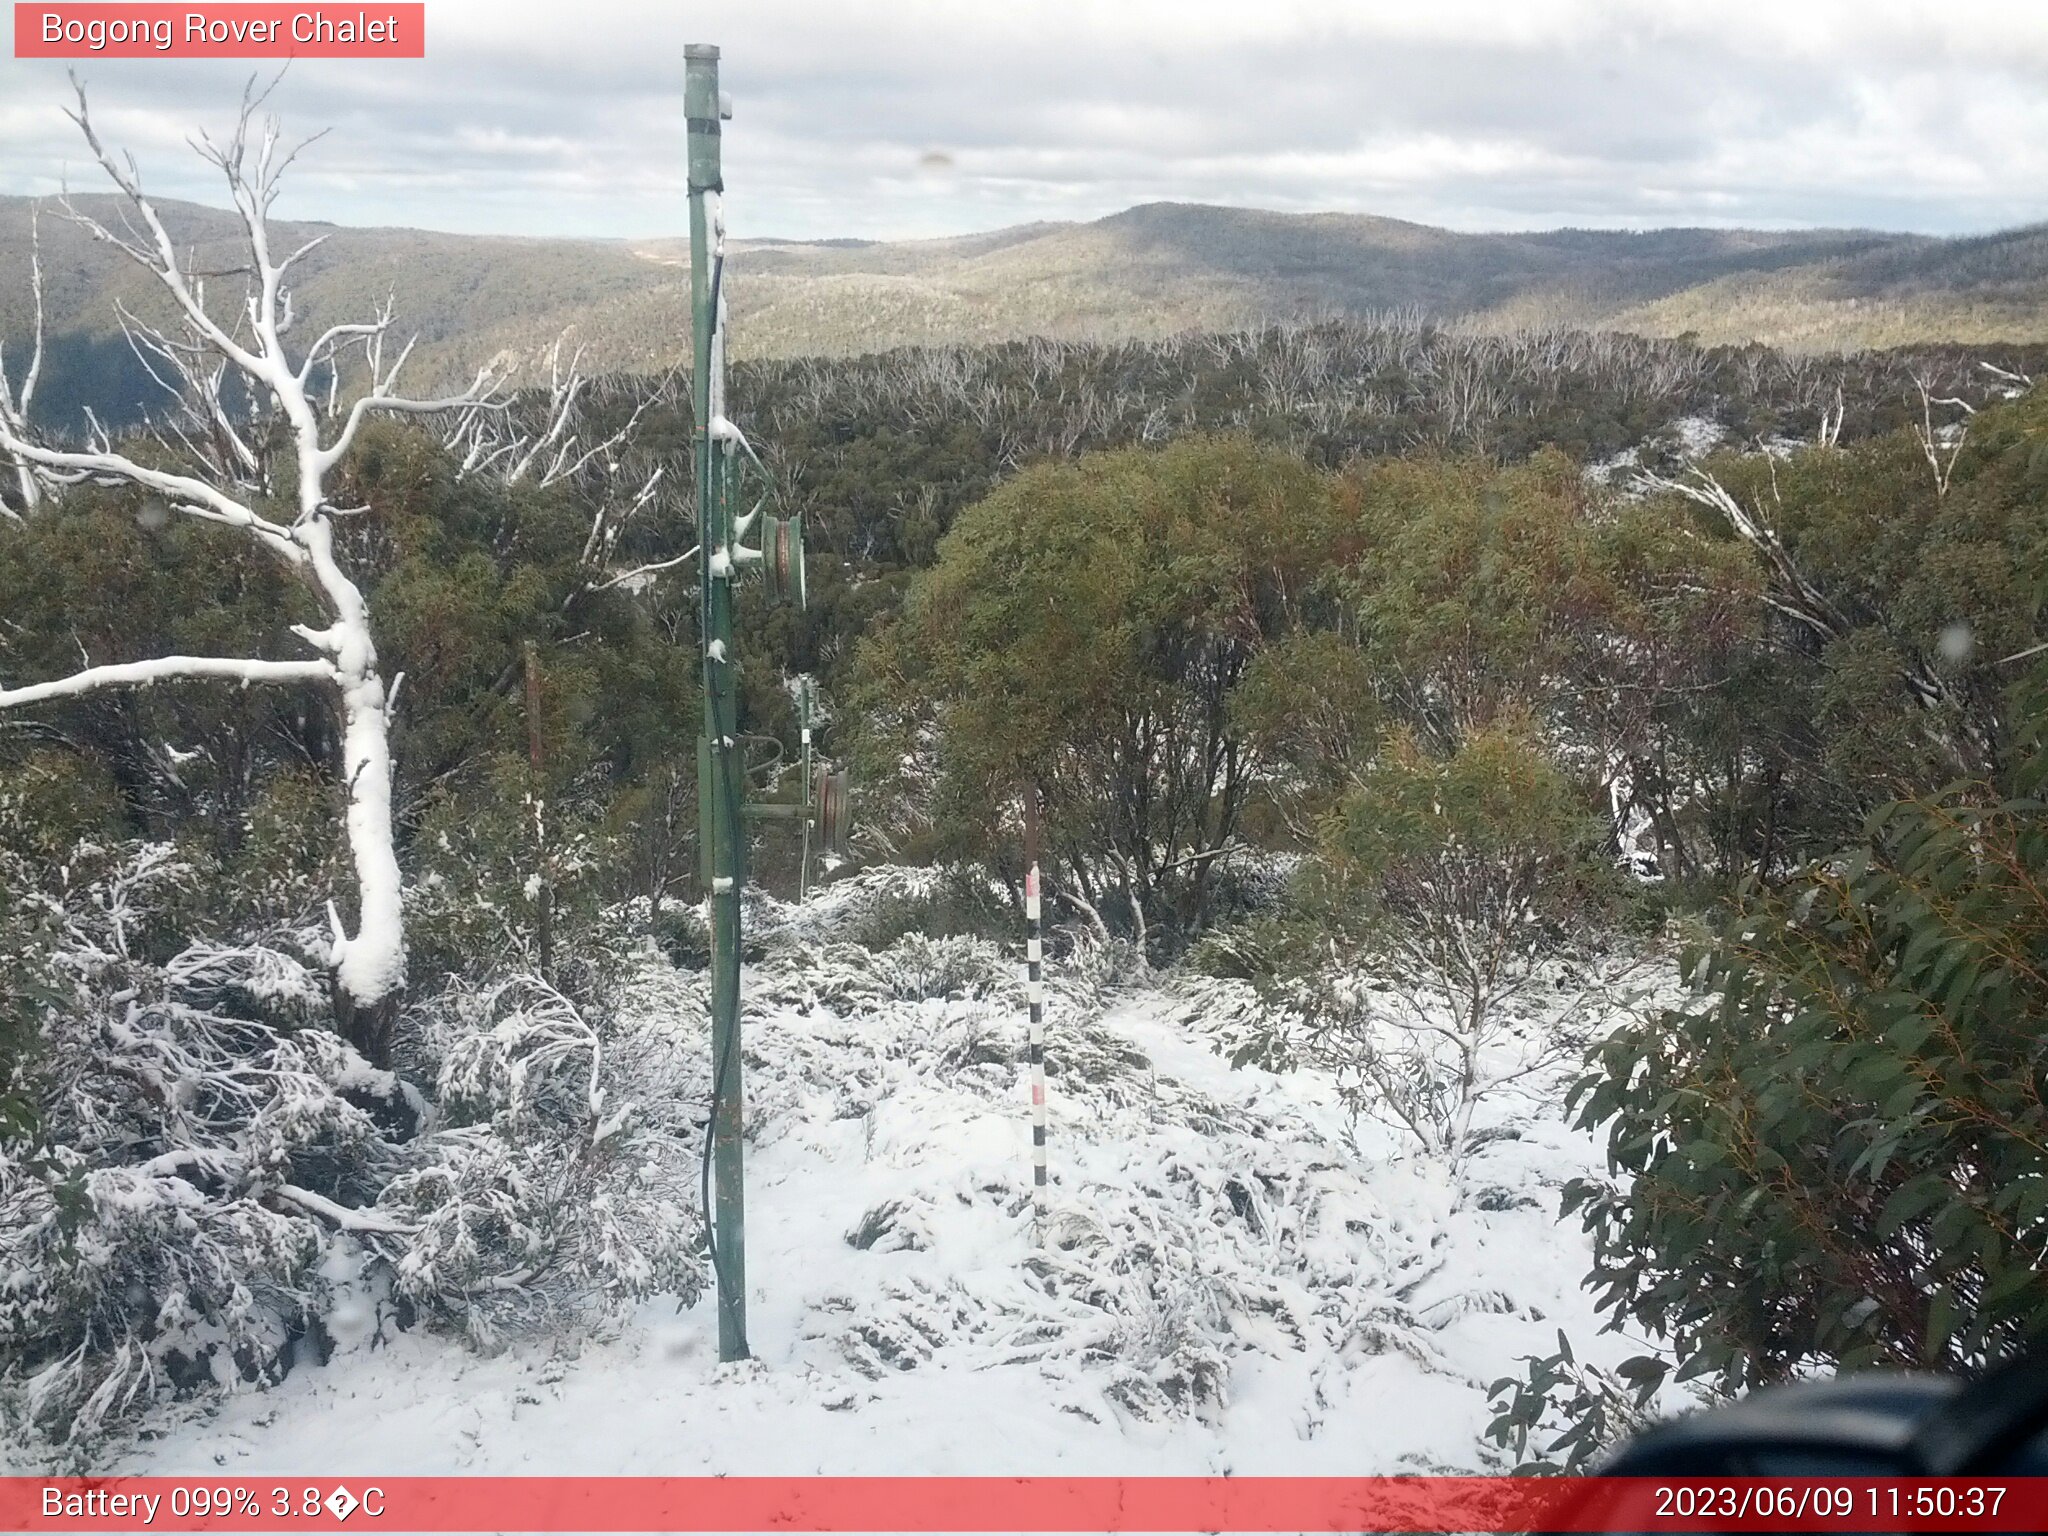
[1586, 414, 1730, 488]
[1668, 415, 1726, 458]
[0, 656, 335, 710]
[102, 881, 1660, 1479]
[295, 516, 409, 1011]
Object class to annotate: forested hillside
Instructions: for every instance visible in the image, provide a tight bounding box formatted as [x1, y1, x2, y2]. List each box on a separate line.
[14, 192, 2048, 433]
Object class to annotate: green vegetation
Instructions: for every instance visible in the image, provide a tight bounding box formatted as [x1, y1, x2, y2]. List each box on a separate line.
[1293, 724, 1624, 1167]
[848, 381, 2047, 1412]
[856, 436, 1344, 944]
[1567, 671, 2048, 1394]
[2, 308, 2045, 1442]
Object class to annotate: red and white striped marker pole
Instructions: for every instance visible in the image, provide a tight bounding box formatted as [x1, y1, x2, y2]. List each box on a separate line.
[1022, 787, 1048, 1240]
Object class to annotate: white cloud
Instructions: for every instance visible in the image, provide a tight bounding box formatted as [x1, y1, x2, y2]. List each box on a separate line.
[1, 0, 2045, 239]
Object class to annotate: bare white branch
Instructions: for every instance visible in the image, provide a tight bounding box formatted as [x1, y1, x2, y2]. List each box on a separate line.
[0, 207, 48, 516]
[1912, 373, 1969, 499]
[0, 654, 336, 709]
[0, 429, 304, 561]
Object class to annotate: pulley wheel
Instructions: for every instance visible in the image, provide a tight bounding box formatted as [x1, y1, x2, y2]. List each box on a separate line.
[814, 766, 851, 860]
[763, 512, 807, 610]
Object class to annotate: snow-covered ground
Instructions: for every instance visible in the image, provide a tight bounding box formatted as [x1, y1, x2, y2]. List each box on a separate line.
[1585, 413, 1731, 487]
[116, 892, 1653, 1478]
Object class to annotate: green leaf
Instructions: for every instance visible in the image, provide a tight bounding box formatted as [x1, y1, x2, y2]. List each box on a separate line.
[1873, 1176, 1946, 1237]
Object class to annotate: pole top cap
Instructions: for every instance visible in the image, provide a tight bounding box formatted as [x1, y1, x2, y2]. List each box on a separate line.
[685, 43, 720, 60]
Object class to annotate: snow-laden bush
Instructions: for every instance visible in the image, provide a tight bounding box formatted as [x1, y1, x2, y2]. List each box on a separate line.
[866, 934, 1012, 1002]
[378, 973, 701, 1347]
[0, 896, 395, 1453]
[1024, 1203, 1233, 1420]
[749, 863, 1012, 952]
[0, 1146, 325, 1448]
[1057, 930, 1150, 995]
[0, 833, 704, 1458]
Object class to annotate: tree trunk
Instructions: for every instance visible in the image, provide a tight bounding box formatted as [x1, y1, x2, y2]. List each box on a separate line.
[337, 985, 403, 1070]
[295, 514, 408, 1061]
[331, 664, 407, 1065]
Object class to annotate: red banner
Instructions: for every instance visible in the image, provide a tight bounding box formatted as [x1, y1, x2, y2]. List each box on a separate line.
[3, 1476, 2046, 1532]
[13, 5, 425, 58]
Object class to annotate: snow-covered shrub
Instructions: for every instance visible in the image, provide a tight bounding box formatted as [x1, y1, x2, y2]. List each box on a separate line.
[818, 1189, 1232, 1421]
[218, 770, 346, 930]
[0, 817, 704, 1456]
[379, 972, 701, 1349]
[744, 920, 1465, 1431]
[753, 863, 1011, 952]
[0, 1145, 326, 1451]
[838, 868, 1014, 950]
[0, 791, 343, 1454]
[750, 932, 1015, 1018]
[0, 941, 403, 1456]
[869, 933, 1011, 1002]
[163, 939, 333, 1030]
[1029, 1209, 1231, 1420]
[1056, 930, 1149, 997]
[403, 762, 637, 988]
[1182, 916, 1291, 984]
[1223, 728, 1645, 1174]
[1165, 956, 1309, 1077]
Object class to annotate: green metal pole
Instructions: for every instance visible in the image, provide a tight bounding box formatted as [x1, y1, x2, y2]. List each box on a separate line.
[688, 41, 748, 1363]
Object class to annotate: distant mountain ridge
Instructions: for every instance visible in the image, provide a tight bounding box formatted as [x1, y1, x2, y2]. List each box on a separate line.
[3, 194, 2046, 427]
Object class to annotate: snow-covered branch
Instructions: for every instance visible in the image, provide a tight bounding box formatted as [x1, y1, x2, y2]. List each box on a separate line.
[0, 430, 305, 560]
[54, 73, 510, 518]
[0, 208, 48, 516]
[270, 1182, 420, 1235]
[581, 541, 695, 598]
[0, 654, 336, 709]
[59, 77, 270, 381]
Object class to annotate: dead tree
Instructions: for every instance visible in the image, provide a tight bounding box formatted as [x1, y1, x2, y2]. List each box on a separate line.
[0, 78, 510, 1063]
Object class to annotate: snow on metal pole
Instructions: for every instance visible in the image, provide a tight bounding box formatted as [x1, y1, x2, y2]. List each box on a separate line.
[1022, 786, 1048, 1241]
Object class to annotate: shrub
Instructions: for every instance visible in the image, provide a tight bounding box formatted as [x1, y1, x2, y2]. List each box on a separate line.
[1285, 725, 1631, 1171]
[0, 913, 389, 1454]
[1485, 1331, 1662, 1474]
[0, 835, 702, 1456]
[1566, 677, 2048, 1396]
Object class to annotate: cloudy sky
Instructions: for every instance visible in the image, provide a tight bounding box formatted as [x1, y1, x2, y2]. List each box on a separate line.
[4, 0, 2048, 242]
